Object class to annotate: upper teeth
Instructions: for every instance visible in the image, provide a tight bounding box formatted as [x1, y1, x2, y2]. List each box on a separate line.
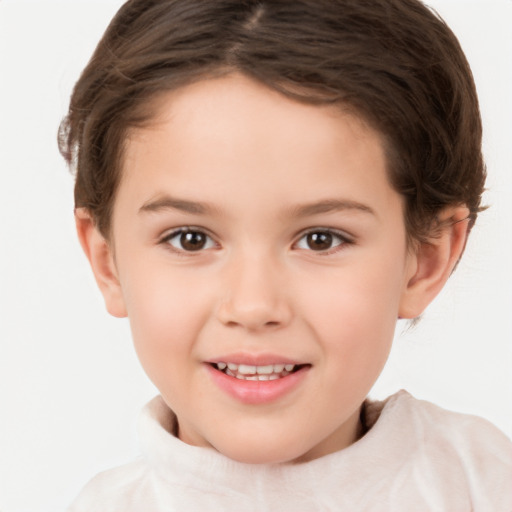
[221, 363, 295, 374]
[215, 362, 296, 379]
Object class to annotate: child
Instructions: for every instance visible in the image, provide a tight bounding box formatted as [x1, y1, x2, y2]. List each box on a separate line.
[59, 0, 512, 509]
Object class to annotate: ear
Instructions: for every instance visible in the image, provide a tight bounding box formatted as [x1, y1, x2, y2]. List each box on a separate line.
[75, 208, 127, 318]
[399, 206, 470, 319]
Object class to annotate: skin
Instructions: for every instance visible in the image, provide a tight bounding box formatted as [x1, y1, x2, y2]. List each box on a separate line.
[77, 73, 469, 464]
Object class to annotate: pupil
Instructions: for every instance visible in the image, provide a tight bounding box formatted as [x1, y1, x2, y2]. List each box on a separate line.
[307, 232, 332, 251]
[181, 231, 206, 251]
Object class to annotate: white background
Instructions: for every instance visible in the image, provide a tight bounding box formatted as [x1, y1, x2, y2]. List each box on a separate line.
[0, 1, 511, 510]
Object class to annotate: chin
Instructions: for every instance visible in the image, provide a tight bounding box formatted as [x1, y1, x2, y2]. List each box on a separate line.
[221, 447, 299, 465]
[213, 435, 313, 465]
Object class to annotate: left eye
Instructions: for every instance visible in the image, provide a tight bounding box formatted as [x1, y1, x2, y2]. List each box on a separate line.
[163, 229, 216, 252]
[295, 230, 349, 252]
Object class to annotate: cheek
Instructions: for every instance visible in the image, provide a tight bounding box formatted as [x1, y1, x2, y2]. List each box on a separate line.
[120, 263, 212, 371]
[298, 257, 404, 373]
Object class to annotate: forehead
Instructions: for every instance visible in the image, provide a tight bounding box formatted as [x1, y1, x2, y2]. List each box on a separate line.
[119, 73, 400, 220]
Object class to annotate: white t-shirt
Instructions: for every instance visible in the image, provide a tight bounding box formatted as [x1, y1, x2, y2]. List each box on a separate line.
[67, 390, 512, 511]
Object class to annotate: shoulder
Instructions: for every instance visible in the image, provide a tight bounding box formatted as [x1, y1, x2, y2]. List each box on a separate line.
[372, 390, 512, 509]
[66, 396, 188, 512]
[384, 390, 512, 452]
[66, 458, 153, 512]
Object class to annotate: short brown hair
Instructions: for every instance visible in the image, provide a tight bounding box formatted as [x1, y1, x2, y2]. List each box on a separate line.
[59, 0, 486, 241]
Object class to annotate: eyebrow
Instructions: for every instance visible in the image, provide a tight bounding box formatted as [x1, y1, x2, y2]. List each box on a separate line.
[290, 199, 376, 218]
[139, 195, 376, 218]
[139, 196, 218, 215]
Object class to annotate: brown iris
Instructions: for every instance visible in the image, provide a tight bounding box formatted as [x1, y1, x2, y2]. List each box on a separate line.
[306, 232, 334, 251]
[180, 231, 208, 251]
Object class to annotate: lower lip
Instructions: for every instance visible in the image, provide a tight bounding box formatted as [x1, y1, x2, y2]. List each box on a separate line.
[205, 365, 310, 405]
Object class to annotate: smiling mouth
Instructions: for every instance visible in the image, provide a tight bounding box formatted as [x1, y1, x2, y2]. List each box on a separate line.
[210, 362, 308, 381]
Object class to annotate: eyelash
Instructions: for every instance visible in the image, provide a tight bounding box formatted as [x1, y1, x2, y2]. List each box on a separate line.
[160, 227, 218, 254]
[159, 227, 354, 255]
[293, 228, 354, 255]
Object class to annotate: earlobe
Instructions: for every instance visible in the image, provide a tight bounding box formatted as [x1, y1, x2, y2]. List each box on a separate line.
[399, 206, 470, 319]
[75, 208, 127, 318]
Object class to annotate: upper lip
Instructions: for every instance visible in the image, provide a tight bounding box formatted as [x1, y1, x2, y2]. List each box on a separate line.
[205, 352, 309, 367]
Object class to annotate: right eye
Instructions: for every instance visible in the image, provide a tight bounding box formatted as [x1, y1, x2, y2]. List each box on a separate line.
[162, 228, 216, 252]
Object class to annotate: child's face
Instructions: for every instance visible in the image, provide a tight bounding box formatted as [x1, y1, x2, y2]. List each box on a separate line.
[104, 73, 419, 463]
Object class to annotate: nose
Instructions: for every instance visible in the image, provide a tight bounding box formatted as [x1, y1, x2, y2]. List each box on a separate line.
[216, 252, 292, 332]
